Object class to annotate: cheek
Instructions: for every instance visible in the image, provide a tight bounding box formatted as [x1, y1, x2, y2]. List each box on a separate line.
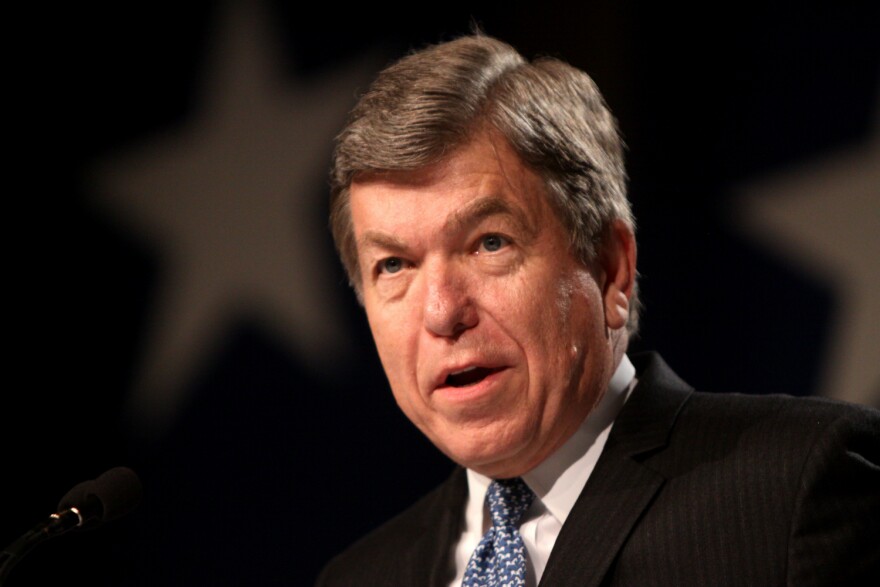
[479, 274, 573, 388]
[537, 271, 603, 376]
[528, 266, 581, 324]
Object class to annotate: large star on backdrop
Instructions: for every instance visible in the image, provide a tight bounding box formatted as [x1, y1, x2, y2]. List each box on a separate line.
[735, 103, 880, 407]
[91, 1, 378, 436]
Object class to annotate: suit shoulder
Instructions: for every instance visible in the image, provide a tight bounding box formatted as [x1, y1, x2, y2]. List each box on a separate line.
[315, 468, 465, 587]
[631, 351, 878, 435]
[683, 389, 879, 439]
[682, 393, 880, 585]
[648, 388, 879, 483]
[608, 354, 879, 585]
[660, 391, 880, 502]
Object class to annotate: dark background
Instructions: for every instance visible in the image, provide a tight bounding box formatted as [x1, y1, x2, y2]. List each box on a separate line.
[5, 0, 878, 585]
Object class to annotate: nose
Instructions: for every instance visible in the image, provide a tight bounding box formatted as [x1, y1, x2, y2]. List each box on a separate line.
[422, 260, 478, 339]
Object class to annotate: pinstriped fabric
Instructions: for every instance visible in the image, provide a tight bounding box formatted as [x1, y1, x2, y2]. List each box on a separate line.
[316, 353, 880, 587]
[462, 478, 535, 587]
[572, 390, 880, 587]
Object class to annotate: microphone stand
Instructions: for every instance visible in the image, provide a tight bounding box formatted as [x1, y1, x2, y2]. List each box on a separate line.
[1, 467, 140, 585]
[0, 509, 83, 585]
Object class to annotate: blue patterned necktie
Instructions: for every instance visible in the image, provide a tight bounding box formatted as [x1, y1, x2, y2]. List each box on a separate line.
[462, 477, 536, 587]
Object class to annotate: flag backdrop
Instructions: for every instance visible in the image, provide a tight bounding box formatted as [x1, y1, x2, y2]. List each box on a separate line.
[4, 1, 877, 585]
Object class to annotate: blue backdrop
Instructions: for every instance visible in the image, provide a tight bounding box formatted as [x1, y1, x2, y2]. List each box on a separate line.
[4, 1, 878, 584]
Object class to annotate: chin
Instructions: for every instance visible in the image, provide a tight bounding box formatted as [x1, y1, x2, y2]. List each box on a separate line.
[438, 429, 535, 478]
[466, 456, 535, 479]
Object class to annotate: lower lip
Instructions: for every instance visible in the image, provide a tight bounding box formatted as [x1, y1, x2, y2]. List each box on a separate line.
[433, 368, 510, 405]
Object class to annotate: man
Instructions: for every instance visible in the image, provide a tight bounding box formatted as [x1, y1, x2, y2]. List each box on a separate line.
[317, 34, 879, 586]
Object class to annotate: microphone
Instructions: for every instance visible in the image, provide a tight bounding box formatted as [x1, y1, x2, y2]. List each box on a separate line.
[56, 466, 143, 531]
[0, 467, 142, 585]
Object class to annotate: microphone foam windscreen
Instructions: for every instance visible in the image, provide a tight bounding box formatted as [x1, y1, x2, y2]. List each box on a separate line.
[92, 467, 143, 522]
[57, 467, 143, 525]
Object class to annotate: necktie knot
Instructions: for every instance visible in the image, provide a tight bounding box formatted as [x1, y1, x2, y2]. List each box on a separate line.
[486, 477, 535, 529]
[462, 478, 535, 587]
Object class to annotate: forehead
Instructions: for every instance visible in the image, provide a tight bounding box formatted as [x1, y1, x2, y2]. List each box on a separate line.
[349, 132, 557, 237]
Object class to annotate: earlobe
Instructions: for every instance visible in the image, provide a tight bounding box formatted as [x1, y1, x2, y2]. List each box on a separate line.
[601, 220, 637, 331]
[605, 290, 630, 330]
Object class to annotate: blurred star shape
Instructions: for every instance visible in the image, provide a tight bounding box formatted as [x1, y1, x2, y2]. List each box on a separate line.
[736, 102, 880, 407]
[92, 0, 377, 436]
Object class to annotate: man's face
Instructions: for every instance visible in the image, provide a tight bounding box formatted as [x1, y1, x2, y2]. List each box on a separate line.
[350, 132, 628, 478]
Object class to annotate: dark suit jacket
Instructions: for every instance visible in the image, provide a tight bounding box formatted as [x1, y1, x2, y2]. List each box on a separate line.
[316, 353, 880, 586]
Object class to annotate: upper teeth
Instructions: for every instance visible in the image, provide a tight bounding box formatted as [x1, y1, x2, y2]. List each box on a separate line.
[451, 366, 478, 376]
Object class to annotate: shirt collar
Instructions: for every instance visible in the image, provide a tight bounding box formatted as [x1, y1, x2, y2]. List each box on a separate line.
[466, 354, 636, 525]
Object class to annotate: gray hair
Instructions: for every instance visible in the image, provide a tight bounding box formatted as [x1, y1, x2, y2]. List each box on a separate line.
[329, 34, 640, 334]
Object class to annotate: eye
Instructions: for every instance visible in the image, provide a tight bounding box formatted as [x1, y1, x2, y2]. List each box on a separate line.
[478, 234, 510, 253]
[378, 257, 405, 275]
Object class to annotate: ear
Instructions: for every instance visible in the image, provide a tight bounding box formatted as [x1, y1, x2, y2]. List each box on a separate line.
[600, 220, 637, 331]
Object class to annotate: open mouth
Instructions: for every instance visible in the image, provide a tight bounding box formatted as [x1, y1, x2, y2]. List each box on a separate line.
[444, 366, 505, 388]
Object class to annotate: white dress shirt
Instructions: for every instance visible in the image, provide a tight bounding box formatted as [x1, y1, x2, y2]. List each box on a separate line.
[448, 355, 637, 587]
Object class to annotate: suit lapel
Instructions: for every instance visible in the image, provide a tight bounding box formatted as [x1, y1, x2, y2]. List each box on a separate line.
[395, 467, 468, 587]
[539, 353, 693, 587]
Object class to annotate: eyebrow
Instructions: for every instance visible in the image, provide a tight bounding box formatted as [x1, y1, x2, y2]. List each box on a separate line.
[357, 195, 538, 255]
[358, 230, 408, 254]
[443, 196, 537, 240]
